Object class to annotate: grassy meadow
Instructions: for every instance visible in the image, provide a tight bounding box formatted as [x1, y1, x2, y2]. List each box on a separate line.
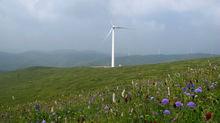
[0, 57, 220, 122]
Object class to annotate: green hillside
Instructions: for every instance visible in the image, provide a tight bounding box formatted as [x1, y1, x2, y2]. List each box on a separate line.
[0, 57, 220, 122]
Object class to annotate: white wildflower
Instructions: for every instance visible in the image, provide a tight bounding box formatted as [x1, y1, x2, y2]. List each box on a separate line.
[50, 106, 54, 112]
[168, 87, 170, 96]
[130, 108, 133, 113]
[64, 117, 68, 123]
[121, 89, 125, 98]
[150, 96, 154, 100]
[155, 81, 157, 87]
[121, 112, 124, 117]
[110, 109, 113, 113]
[112, 93, 116, 103]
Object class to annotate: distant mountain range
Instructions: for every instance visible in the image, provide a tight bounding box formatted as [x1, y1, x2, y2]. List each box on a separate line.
[0, 50, 218, 71]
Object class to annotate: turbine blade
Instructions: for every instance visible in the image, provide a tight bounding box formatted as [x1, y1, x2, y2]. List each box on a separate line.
[104, 28, 112, 41]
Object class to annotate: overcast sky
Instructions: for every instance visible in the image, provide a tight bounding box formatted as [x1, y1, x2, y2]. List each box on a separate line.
[0, 0, 220, 55]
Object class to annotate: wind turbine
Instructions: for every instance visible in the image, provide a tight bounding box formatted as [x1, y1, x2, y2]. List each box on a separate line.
[105, 24, 128, 68]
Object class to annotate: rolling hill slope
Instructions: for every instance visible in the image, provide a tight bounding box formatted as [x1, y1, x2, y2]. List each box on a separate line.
[0, 57, 219, 105]
[0, 57, 220, 122]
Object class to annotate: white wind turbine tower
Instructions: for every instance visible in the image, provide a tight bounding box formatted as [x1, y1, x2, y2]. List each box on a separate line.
[105, 24, 128, 67]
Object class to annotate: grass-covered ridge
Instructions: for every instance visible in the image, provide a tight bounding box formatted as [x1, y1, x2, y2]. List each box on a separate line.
[0, 57, 220, 122]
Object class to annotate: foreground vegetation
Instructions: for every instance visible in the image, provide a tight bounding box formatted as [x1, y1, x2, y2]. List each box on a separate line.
[0, 57, 220, 122]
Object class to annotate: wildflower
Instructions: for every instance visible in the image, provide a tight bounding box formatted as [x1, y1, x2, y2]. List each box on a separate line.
[186, 81, 195, 92]
[209, 84, 215, 89]
[124, 92, 132, 103]
[35, 104, 40, 112]
[195, 87, 202, 93]
[150, 96, 154, 100]
[161, 98, 169, 105]
[42, 119, 46, 123]
[182, 87, 187, 92]
[88, 96, 96, 105]
[163, 110, 171, 115]
[184, 92, 191, 96]
[187, 101, 196, 108]
[50, 106, 54, 113]
[210, 82, 218, 89]
[175, 101, 183, 107]
[121, 112, 124, 117]
[121, 89, 125, 98]
[64, 117, 68, 123]
[130, 108, 134, 114]
[140, 115, 144, 119]
[154, 81, 158, 86]
[167, 87, 170, 96]
[112, 93, 116, 103]
[104, 105, 110, 113]
[205, 112, 212, 121]
[191, 94, 195, 99]
[101, 97, 104, 102]
[186, 83, 191, 89]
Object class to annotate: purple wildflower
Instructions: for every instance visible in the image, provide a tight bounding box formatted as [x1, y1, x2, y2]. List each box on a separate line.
[186, 83, 191, 89]
[163, 110, 171, 115]
[195, 87, 202, 93]
[42, 119, 46, 123]
[182, 87, 187, 92]
[184, 92, 191, 96]
[186, 81, 195, 92]
[161, 98, 169, 105]
[192, 84, 195, 88]
[175, 101, 183, 107]
[187, 101, 196, 108]
[190, 94, 196, 99]
[191, 84, 195, 92]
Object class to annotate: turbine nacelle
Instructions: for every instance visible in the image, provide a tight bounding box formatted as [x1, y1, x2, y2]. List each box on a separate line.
[112, 25, 128, 30]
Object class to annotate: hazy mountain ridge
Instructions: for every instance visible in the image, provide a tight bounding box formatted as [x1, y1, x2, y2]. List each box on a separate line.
[0, 50, 218, 71]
